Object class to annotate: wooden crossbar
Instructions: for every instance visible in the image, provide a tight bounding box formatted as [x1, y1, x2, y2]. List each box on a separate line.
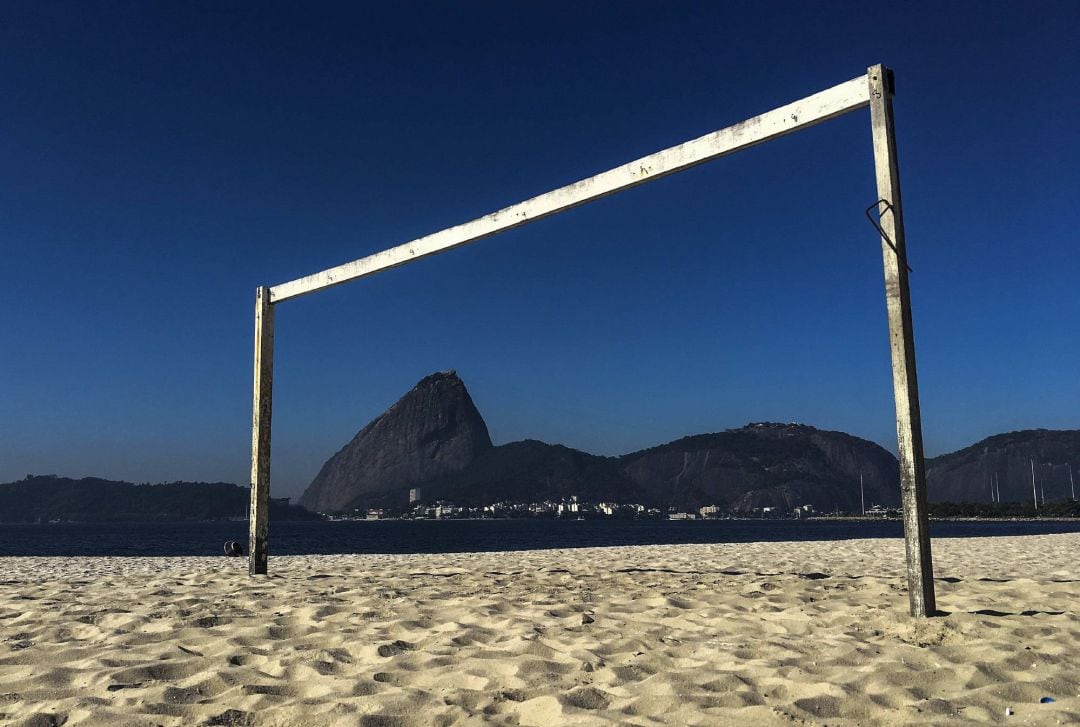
[269, 75, 870, 303]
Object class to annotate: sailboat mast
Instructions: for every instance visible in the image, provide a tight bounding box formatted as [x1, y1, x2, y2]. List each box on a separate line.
[1031, 458, 1039, 510]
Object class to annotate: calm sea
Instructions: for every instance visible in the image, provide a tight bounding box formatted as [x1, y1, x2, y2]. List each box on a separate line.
[2, 519, 1079, 557]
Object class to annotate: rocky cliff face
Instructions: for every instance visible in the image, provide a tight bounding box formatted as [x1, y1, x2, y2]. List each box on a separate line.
[620, 423, 901, 511]
[297, 371, 492, 513]
[926, 429, 1080, 503]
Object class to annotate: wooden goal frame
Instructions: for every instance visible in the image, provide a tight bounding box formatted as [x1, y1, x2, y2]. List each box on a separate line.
[247, 64, 937, 617]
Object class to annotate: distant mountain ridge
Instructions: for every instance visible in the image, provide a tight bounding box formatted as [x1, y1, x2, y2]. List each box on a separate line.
[620, 424, 900, 512]
[927, 429, 1080, 503]
[11, 386, 1075, 521]
[0, 476, 321, 523]
[299, 372, 904, 514]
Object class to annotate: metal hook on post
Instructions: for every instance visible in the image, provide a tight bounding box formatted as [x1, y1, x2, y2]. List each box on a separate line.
[865, 199, 913, 273]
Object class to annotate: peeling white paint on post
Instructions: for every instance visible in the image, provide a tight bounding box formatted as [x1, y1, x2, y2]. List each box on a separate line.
[269, 76, 870, 303]
[248, 286, 274, 576]
[868, 64, 936, 617]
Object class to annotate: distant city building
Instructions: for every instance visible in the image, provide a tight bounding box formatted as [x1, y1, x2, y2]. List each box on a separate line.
[409, 488, 422, 504]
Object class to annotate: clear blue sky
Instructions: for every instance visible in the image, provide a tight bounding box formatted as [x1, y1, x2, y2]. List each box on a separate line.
[2, 1, 1077, 498]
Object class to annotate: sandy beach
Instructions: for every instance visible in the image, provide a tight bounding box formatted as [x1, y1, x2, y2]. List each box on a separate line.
[1, 534, 1078, 726]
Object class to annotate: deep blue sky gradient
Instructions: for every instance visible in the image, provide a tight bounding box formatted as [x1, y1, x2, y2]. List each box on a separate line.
[2, 2, 1078, 497]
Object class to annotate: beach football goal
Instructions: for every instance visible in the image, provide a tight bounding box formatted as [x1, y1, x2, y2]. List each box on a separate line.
[247, 64, 937, 618]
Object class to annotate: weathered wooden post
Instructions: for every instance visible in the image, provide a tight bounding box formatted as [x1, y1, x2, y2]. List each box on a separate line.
[248, 285, 274, 575]
[868, 64, 936, 617]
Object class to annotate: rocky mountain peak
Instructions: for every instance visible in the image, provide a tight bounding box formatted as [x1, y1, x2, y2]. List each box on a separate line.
[297, 371, 492, 513]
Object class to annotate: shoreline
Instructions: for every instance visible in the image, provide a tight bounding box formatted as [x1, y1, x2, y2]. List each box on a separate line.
[5, 514, 1080, 525]
[816, 515, 1080, 522]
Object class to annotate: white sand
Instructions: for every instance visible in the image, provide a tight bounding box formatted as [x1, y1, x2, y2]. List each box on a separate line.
[1, 534, 1078, 726]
